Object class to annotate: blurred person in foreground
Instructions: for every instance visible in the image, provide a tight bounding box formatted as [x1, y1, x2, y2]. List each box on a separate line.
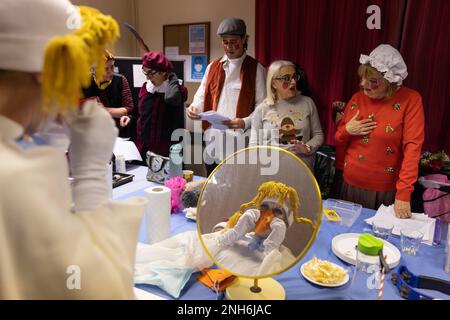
[0, 0, 146, 298]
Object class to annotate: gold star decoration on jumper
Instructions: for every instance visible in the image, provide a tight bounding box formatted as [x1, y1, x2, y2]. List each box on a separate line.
[384, 167, 395, 174]
[360, 136, 370, 143]
[385, 124, 394, 133]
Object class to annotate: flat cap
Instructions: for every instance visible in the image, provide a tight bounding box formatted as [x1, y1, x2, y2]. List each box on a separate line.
[217, 18, 246, 36]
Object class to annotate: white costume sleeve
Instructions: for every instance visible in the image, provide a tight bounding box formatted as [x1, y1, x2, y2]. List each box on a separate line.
[262, 217, 287, 256]
[0, 144, 146, 299]
[243, 63, 267, 129]
[217, 209, 260, 246]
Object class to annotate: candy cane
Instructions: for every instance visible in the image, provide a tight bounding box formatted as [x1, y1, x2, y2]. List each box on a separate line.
[378, 255, 387, 300]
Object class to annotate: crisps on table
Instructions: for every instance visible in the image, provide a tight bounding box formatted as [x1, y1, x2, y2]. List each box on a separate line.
[303, 257, 348, 284]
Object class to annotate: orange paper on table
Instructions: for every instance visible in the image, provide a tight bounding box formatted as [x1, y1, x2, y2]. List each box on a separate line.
[197, 269, 236, 292]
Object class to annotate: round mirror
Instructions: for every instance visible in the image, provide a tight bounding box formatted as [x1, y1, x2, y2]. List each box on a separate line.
[197, 146, 322, 283]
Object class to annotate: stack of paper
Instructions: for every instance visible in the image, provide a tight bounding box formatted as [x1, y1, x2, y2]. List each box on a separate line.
[365, 204, 436, 245]
[198, 111, 231, 130]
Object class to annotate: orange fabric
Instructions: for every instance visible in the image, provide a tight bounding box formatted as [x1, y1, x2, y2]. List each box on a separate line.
[254, 209, 274, 235]
[197, 269, 236, 292]
[335, 87, 424, 201]
[202, 56, 258, 130]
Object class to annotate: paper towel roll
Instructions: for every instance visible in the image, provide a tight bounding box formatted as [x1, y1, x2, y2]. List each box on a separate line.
[144, 186, 171, 244]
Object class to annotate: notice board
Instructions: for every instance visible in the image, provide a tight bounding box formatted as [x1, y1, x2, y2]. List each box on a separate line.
[163, 22, 210, 83]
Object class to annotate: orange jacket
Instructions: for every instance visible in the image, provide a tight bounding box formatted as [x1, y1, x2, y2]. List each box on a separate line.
[335, 87, 424, 201]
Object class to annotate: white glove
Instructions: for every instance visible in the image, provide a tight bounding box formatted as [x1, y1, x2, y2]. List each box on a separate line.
[66, 100, 118, 212]
[217, 209, 259, 246]
[262, 217, 286, 256]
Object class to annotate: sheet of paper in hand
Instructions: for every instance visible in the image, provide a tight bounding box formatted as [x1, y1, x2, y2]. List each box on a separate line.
[198, 110, 231, 130]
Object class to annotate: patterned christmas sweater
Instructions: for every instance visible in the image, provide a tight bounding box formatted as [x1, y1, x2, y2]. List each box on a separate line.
[335, 87, 424, 201]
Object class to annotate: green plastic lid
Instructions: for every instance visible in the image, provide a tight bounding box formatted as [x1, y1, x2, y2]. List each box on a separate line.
[357, 233, 384, 256]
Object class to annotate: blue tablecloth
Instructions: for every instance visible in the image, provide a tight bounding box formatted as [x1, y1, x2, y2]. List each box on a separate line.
[115, 165, 450, 300]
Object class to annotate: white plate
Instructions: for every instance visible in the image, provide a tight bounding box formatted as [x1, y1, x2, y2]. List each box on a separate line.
[331, 233, 401, 269]
[300, 261, 350, 287]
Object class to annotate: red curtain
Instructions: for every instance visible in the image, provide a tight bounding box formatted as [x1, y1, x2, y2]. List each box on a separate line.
[256, 0, 449, 152]
[400, 0, 450, 152]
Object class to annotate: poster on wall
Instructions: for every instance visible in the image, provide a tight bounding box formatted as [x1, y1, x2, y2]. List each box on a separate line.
[191, 55, 207, 81]
[132, 64, 146, 88]
[189, 24, 206, 54]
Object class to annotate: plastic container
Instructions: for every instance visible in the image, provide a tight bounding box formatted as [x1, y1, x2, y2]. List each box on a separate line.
[325, 198, 362, 227]
[115, 154, 126, 174]
[445, 227, 450, 274]
[349, 234, 387, 300]
[169, 143, 183, 178]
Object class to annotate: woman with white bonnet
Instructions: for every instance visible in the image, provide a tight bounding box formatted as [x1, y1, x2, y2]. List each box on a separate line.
[0, 0, 146, 298]
[335, 44, 424, 219]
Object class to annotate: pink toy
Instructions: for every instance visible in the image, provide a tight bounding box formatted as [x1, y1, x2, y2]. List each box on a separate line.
[423, 174, 450, 222]
[165, 177, 187, 213]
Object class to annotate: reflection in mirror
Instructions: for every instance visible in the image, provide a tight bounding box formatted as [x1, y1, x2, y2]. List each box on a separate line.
[198, 147, 322, 279]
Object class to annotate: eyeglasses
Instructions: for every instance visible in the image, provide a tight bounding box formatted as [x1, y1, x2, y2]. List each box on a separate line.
[142, 68, 157, 77]
[274, 73, 300, 83]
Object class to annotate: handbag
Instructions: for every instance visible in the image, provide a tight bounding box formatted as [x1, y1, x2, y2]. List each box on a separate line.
[146, 151, 170, 184]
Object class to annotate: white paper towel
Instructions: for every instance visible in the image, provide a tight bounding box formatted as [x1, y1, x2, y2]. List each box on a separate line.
[144, 186, 171, 244]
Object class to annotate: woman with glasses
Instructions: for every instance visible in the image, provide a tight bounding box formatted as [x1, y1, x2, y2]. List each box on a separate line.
[125, 51, 187, 158]
[335, 44, 424, 218]
[249, 60, 324, 170]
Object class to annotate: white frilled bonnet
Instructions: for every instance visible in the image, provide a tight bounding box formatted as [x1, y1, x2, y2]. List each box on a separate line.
[359, 44, 408, 85]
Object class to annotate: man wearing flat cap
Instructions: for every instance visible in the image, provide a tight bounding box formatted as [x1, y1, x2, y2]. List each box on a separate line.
[187, 18, 266, 176]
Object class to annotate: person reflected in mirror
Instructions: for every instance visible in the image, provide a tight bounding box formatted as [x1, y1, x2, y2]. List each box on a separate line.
[214, 181, 299, 258]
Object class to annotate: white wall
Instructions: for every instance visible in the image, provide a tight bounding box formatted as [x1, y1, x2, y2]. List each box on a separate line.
[71, 0, 137, 56]
[136, 0, 255, 59]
